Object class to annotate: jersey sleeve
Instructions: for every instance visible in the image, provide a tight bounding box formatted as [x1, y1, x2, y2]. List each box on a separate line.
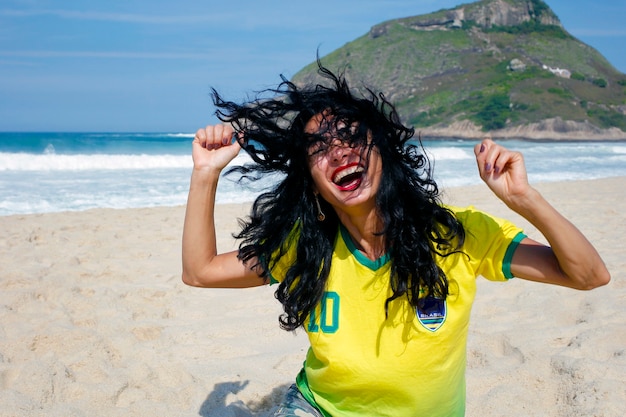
[450, 205, 526, 281]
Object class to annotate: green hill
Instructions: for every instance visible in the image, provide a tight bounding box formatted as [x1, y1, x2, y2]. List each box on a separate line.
[292, 0, 626, 140]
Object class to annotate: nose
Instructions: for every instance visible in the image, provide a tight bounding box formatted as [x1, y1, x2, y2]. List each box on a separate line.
[329, 139, 349, 161]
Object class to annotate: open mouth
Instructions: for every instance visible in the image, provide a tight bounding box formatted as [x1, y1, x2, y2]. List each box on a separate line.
[332, 163, 365, 191]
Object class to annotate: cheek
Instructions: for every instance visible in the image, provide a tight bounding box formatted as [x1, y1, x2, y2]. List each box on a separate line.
[307, 160, 326, 190]
[368, 160, 384, 195]
[368, 152, 383, 179]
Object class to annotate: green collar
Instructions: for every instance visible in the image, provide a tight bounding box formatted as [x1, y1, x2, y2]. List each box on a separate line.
[339, 224, 391, 271]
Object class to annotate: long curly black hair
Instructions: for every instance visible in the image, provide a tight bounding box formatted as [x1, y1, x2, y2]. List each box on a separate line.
[212, 61, 465, 331]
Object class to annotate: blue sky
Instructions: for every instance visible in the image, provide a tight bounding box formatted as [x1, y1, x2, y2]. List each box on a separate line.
[1, 0, 624, 132]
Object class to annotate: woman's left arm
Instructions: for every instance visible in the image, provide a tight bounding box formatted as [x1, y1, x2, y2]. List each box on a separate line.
[474, 139, 610, 290]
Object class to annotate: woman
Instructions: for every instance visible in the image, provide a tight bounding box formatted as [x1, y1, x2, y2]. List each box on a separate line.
[182, 64, 609, 417]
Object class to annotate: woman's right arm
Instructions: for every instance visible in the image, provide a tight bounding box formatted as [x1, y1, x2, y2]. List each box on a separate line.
[181, 124, 266, 288]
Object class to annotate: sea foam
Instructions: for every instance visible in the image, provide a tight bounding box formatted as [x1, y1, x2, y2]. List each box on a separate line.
[0, 151, 254, 172]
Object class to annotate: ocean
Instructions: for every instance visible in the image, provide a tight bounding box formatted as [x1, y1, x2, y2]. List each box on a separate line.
[1, 132, 625, 216]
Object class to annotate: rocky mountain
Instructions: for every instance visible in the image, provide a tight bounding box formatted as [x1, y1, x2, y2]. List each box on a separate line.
[292, 0, 626, 140]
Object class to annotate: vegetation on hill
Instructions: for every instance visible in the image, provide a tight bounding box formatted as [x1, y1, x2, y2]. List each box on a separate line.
[292, 0, 626, 137]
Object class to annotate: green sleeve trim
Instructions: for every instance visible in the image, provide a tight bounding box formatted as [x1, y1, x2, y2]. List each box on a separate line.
[259, 254, 279, 285]
[503, 232, 526, 279]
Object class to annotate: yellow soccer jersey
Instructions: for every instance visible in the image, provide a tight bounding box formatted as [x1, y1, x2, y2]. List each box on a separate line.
[269, 206, 525, 417]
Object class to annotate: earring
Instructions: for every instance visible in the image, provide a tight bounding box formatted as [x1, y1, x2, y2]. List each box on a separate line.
[314, 193, 326, 222]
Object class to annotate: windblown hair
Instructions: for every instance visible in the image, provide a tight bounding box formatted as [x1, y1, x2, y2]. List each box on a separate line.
[212, 61, 465, 331]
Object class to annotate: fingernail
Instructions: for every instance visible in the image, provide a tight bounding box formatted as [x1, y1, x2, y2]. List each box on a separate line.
[485, 163, 492, 171]
[480, 144, 485, 153]
[494, 166, 499, 174]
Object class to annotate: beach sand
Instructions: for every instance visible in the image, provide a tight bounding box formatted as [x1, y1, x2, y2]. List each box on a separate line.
[1, 177, 624, 417]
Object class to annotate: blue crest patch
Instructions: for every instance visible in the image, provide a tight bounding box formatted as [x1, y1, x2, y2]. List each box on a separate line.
[416, 296, 447, 332]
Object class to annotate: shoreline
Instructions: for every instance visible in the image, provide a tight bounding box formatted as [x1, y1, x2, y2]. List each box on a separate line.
[2, 173, 626, 219]
[1, 176, 625, 416]
[416, 117, 626, 141]
[421, 134, 626, 142]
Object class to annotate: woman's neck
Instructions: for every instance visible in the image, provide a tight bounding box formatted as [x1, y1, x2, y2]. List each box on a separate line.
[336, 210, 385, 260]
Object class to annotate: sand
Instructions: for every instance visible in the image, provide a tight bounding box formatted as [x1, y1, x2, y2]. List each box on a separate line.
[1, 177, 625, 417]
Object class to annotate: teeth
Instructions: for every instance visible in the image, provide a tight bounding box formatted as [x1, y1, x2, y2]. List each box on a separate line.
[333, 165, 364, 183]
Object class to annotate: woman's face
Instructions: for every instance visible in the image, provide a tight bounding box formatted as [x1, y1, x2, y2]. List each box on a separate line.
[305, 112, 383, 216]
